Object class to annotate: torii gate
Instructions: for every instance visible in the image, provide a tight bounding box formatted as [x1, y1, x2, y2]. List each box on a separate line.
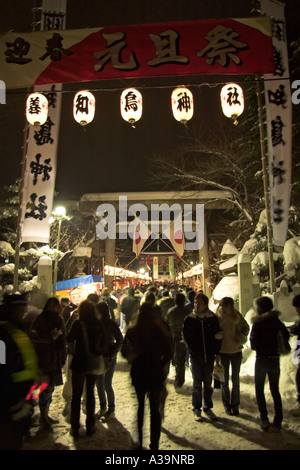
[2, 3, 290, 297]
[79, 190, 234, 297]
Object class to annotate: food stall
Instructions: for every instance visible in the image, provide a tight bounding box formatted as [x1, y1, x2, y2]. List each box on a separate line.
[55, 274, 103, 304]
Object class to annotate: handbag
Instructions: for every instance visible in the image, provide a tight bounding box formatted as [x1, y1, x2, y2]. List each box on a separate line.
[81, 322, 106, 375]
[212, 358, 225, 384]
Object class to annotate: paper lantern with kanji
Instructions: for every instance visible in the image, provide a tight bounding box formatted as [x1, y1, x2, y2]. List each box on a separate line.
[26, 92, 48, 126]
[171, 87, 194, 124]
[73, 90, 95, 126]
[220, 83, 244, 125]
[120, 88, 143, 126]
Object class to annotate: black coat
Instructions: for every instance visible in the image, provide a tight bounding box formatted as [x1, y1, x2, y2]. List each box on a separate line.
[67, 318, 107, 373]
[122, 322, 173, 390]
[101, 317, 123, 361]
[182, 311, 222, 362]
[31, 310, 66, 386]
[250, 310, 290, 357]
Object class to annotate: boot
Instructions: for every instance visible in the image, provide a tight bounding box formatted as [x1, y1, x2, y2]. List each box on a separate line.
[39, 405, 52, 430]
[45, 404, 59, 424]
[39, 404, 59, 429]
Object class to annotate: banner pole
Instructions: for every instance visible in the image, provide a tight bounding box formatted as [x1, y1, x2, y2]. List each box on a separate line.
[256, 78, 276, 293]
[13, 121, 30, 292]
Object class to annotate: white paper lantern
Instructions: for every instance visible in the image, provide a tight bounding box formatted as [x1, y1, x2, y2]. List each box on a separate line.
[120, 88, 142, 126]
[220, 83, 244, 125]
[73, 90, 95, 126]
[171, 87, 194, 124]
[26, 92, 48, 126]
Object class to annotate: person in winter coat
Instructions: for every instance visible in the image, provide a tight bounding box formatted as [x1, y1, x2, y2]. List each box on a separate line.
[182, 293, 223, 422]
[100, 288, 117, 322]
[120, 288, 139, 329]
[67, 300, 107, 437]
[167, 292, 189, 389]
[216, 297, 249, 416]
[250, 296, 290, 432]
[95, 301, 123, 419]
[31, 297, 66, 430]
[157, 290, 175, 320]
[185, 289, 196, 314]
[0, 294, 38, 449]
[287, 294, 300, 416]
[121, 302, 173, 450]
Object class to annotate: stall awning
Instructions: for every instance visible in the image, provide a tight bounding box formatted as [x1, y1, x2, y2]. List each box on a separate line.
[55, 275, 103, 291]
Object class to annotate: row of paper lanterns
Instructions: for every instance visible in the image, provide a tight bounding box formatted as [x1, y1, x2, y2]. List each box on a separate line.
[25, 83, 244, 128]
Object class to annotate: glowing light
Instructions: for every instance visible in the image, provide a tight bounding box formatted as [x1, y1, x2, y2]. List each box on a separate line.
[26, 92, 48, 126]
[73, 90, 95, 126]
[220, 83, 244, 125]
[171, 87, 194, 124]
[120, 88, 143, 126]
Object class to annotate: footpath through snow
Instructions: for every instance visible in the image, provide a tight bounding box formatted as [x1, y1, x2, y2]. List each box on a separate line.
[22, 352, 300, 451]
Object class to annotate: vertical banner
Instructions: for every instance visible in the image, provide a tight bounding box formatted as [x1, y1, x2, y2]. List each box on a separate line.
[169, 256, 175, 279]
[20, 0, 67, 244]
[261, 0, 292, 246]
[153, 256, 158, 280]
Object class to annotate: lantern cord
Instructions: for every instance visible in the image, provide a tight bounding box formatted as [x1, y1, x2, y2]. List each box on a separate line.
[6, 75, 291, 97]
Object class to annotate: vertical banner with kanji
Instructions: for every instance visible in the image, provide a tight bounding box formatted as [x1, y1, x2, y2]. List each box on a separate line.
[20, 0, 66, 244]
[262, 0, 292, 247]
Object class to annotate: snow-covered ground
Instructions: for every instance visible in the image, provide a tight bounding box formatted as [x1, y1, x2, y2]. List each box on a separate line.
[22, 345, 300, 452]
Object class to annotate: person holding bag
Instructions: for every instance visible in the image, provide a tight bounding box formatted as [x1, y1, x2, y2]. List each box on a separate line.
[67, 300, 107, 437]
[216, 297, 249, 416]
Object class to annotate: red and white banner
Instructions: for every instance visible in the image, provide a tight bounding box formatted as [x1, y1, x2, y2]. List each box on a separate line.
[261, 0, 292, 246]
[20, 1, 66, 244]
[163, 219, 185, 258]
[132, 220, 150, 257]
[1, 17, 274, 89]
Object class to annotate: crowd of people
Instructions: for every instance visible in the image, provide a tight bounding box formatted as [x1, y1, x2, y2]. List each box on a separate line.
[0, 283, 300, 450]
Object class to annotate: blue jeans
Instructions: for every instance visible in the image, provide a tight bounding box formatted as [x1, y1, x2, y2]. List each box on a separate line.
[190, 356, 214, 411]
[71, 373, 97, 432]
[255, 356, 283, 425]
[220, 352, 242, 411]
[96, 356, 116, 412]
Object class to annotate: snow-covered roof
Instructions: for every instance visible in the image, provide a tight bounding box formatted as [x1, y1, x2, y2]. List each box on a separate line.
[220, 239, 239, 256]
[219, 239, 257, 272]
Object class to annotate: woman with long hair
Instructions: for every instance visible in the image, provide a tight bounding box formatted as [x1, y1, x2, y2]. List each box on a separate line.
[121, 302, 173, 450]
[216, 297, 249, 416]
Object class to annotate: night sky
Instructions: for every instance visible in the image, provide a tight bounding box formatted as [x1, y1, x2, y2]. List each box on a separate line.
[0, 0, 299, 202]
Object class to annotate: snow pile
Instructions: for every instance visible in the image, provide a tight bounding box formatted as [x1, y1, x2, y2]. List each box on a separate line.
[283, 236, 300, 277]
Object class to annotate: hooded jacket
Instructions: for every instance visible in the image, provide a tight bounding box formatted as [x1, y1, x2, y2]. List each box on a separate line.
[250, 310, 290, 357]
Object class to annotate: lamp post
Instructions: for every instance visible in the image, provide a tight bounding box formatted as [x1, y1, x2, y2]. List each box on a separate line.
[50, 206, 67, 295]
